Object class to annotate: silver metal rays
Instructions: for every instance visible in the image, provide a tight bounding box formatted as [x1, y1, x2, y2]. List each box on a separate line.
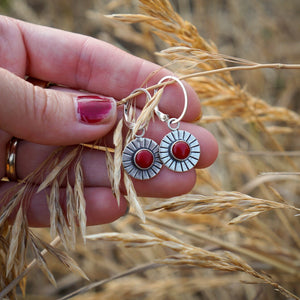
[159, 130, 200, 172]
[122, 137, 162, 180]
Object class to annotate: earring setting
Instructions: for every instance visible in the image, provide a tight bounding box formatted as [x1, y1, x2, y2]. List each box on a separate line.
[154, 76, 200, 172]
[122, 88, 162, 180]
[122, 137, 162, 180]
[159, 129, 200, 172]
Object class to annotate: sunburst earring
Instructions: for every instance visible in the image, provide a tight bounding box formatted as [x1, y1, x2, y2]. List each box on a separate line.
[122, 88, 162, 180]
[154, 76, 201, 172]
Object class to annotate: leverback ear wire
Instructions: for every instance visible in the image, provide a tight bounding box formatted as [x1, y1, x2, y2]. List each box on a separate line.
[123, 88, 151, 138]
[154, 76, 201, 172]
[154, 75, 188, 130]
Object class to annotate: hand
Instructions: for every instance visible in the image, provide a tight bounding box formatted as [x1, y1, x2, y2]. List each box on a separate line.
[0, 16, 218, 227]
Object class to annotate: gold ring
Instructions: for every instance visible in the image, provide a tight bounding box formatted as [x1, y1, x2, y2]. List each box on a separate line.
[5, 137, 20, 181]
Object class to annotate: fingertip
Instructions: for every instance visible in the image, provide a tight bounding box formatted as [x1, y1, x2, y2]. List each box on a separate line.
[85, 189, 128, 226]
[25, 187, 128, 227]
[197, 128, 219, 168]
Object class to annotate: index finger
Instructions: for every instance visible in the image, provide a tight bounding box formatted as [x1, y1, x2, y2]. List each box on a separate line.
[13, 18, 202, 121]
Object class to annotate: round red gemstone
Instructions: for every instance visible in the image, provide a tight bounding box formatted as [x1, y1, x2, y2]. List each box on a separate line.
[171, 141, 190, 160]
[134, 149, 154, 169]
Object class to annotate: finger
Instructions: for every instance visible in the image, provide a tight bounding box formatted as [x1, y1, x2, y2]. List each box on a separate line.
[28, 187, 128, 227]
[0, 16, 26, 76]
[15, 142, 196, 197]
[9, 17, 201, 122]
[2, 183, 128, 227]
[15, 120, 217, 197]
[0, 68, 117, 145]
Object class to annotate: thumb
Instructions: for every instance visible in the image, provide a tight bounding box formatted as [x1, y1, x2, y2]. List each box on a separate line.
[0, 68, 117, 145]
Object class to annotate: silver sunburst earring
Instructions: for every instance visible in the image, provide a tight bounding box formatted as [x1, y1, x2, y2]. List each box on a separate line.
[154, 76, 201, 172]
[122, 88, 163, 180]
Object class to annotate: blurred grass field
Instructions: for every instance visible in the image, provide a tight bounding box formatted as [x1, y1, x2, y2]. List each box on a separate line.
[0, 0, 300, 299]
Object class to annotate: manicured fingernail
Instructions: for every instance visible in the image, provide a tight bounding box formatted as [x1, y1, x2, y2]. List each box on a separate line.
[75, 95, 115, 124]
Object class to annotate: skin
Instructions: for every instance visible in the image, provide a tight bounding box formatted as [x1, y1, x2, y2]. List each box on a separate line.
[0, 16, 218, 227]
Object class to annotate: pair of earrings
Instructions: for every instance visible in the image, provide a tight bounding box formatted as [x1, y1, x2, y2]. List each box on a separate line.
[122, 76, 200, 180]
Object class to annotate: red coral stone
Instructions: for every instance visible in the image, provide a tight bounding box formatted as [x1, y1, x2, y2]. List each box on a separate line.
[134, 149, 154, 169]
[171, 141, 190, 160]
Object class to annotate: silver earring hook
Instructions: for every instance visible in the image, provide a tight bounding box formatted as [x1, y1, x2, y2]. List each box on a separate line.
[124, 88, 152, 136]
[154, 76, 188, 130]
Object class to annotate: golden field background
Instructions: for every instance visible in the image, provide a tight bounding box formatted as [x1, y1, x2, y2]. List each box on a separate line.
[0, 0, 299, 299]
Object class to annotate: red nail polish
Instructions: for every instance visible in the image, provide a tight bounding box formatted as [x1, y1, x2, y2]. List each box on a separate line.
[76, 95, 115, 124]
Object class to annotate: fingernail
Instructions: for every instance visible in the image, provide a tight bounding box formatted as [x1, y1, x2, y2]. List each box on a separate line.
[75, 95, 115, 124]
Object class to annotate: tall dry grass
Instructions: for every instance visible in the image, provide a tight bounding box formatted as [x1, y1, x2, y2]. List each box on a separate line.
[0, 0, 299, 299]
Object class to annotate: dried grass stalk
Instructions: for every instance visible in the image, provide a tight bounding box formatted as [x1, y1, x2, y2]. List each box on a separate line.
[74, 159, 86, 244]
[37, 147, 79, 193]
[109, 1, 300, 140]
[108, 83, 165, 221]
[0, 186, 25, 229]
[0, 145, 88, 296]
[86, 224, 299, 299]
[43, 243, 88, 281]
[124, 173, 145, 222]
[31, 237, 56, 286]
[131, 88, 163, 138]
[144, 191, 300, 224]
[6, 208, 24, 277]
[66, 179, 76, 249]
[112, 118, 124, 205]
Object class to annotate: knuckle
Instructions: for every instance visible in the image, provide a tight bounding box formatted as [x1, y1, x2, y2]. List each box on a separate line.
[27, 85, 58, 125]
[74, 37, 95, 90]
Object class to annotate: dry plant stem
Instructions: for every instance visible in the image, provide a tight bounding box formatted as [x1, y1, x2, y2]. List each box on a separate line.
[124, 173, 145, 222]
[0, 145, 86, 297]
[132, 88, 164, 137]
[262, 172, 300, 175]
[116, 63, 300, 107]
[116, 81, 171, 106]
[85, 223, 299, 300]
[112, 119, 123, 205]
[0, 236, 61, 299]
[37, 147, 80, 193]
[82, 143, 114, 153]
[58, 262, 163, 300]
[180, 63, 300, 81]
[145, 192, 300, 222]
[141, 213, 300, 276]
